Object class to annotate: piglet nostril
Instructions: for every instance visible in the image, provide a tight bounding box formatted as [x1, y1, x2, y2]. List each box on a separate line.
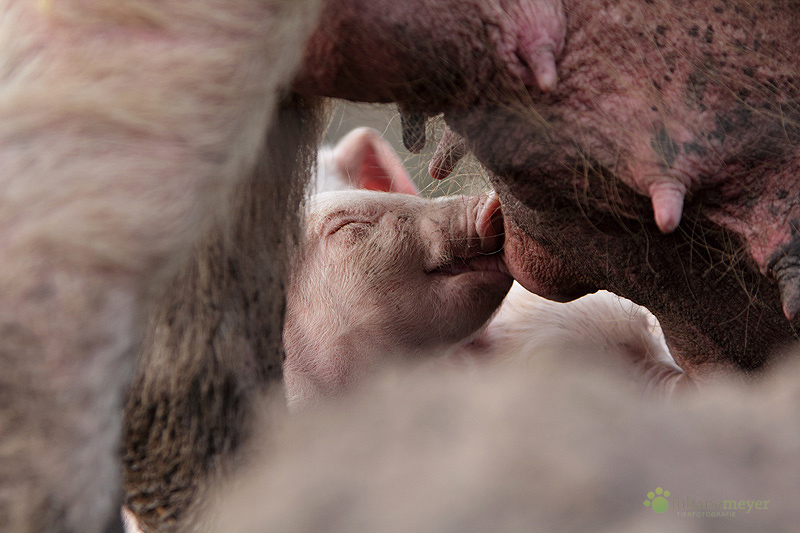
[476, 191, 505, 253]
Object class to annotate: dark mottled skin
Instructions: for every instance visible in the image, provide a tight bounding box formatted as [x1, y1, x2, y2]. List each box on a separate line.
[445, 0, 800, 378]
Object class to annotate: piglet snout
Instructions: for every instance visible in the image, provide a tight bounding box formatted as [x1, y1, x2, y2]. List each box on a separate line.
[421, 193, 509, 276]
[475, 191, 505, 254]
[427, 192, 510, 278]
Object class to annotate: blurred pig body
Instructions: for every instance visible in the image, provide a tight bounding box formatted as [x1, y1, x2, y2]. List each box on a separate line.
[454, 282, 685, 394]
[0, 1, 322, 531]
[211, 352, 800, 533]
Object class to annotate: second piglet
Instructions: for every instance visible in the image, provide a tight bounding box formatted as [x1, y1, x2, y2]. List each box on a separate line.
[285, 128, 512, 408]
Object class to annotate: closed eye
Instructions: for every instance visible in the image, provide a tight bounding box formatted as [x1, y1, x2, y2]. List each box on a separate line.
[325, 218, 374, 238]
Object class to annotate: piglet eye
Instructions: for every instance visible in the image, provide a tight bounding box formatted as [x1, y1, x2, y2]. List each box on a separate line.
[326, 219, 374, 243]
[328, 219, 366, 235]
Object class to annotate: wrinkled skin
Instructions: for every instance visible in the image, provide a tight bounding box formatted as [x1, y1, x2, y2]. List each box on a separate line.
[441, 0, 800, 378]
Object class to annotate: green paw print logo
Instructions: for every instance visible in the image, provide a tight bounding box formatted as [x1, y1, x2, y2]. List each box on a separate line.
[644, 487, 670, 513]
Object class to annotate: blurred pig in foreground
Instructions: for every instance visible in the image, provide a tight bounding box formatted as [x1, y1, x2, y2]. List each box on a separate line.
[0, 2, 321, 531]
[212, 353, 800, 533]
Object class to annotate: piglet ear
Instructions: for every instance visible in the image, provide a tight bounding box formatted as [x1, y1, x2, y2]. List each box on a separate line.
[333, 127, 418, 195]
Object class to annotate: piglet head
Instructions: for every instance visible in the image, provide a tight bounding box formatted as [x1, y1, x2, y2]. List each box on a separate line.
[285, 129, 511, 408]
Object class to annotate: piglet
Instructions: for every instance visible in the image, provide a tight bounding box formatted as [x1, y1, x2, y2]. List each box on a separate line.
[452, 282, 689, 394]
[285, 128, 513, 408]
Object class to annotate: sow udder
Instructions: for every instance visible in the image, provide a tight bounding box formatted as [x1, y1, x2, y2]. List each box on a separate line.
[447, 0, 800, 377]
